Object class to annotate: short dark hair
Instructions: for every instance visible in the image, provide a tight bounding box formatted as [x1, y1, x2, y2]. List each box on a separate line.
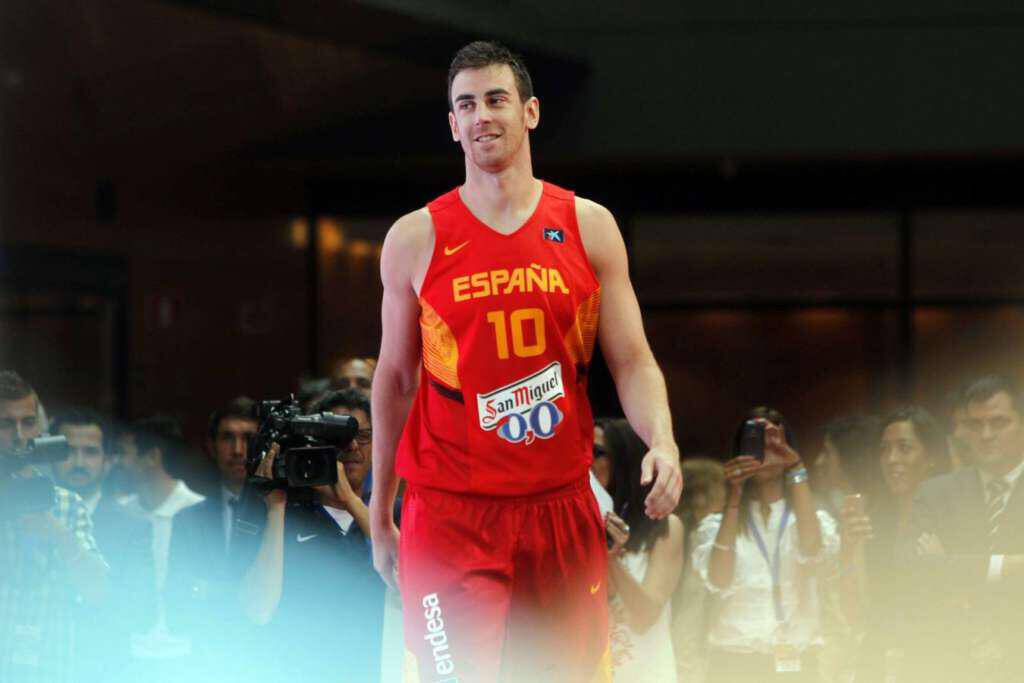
[207, 396, 256, 440]
[131, 415, 186, 475]
[0, 371, 35, 402]
[313, 388, 371, 422]
[50, 407, 112, 456]
[448, 41, 534, 110]
[963, 374, 1020, 413]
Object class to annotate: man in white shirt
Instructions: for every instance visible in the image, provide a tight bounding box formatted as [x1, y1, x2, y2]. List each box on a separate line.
[117, 415, 205, 661]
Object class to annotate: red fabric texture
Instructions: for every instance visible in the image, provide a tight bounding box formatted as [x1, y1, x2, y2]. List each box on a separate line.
[399, 478, 609, 683]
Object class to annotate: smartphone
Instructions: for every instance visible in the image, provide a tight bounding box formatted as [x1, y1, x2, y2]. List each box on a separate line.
[738, 419, 765, 462]
[606, 502, 629, 549]
[844, 493, 865, 515]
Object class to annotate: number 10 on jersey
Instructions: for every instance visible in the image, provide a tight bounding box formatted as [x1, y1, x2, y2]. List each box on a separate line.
[485, 308, 546, 359]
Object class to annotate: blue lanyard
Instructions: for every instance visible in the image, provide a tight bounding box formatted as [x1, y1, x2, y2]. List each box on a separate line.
[748, 503, 792, 623]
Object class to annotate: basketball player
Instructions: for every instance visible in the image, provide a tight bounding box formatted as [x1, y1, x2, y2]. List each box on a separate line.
[368, 41, 682, 682]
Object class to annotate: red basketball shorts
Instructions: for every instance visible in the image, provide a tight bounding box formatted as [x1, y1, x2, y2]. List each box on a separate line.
[398, 477, 611, 683]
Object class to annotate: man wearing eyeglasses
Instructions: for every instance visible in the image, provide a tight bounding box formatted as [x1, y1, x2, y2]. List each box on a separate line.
[232, 387, 387, 682]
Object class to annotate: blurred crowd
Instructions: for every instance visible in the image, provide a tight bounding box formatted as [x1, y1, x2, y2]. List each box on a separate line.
[2, 359, 1023, 683]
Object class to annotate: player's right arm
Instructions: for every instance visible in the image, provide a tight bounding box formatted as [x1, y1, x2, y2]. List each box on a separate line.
[369, 208, 433, 589]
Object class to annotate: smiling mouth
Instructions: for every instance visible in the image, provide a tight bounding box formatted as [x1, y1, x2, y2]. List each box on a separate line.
[474, 134, 501, 143]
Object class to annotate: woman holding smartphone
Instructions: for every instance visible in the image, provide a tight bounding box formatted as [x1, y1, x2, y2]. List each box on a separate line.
[839, 406, 949, 682]
[601, 418, 684, 683]
[693, 407, 839, 682]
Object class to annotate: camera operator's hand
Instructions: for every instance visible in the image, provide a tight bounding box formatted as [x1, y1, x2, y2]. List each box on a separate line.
[255, 443, 286, 509]
[313, 460, 360, 512]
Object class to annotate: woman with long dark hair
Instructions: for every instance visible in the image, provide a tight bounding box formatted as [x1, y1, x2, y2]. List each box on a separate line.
[601, 418, 684, 682]
[839, 405, 950, 682]
[693, 407, 839, 682]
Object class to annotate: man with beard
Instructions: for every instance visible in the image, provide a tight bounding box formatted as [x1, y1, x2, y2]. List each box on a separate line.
[50, 408, 154, 681]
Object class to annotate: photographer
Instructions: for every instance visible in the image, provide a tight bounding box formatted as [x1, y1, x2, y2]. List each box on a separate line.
[693, 407, 838, 682]
[233, 388, 385, 682]
[0, 371, 108, 683]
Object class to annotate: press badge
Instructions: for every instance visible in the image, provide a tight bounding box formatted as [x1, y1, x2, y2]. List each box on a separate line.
[773, 643, 801, 673]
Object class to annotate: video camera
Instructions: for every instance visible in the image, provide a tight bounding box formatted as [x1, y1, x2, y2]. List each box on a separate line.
[0, 435, 69, 516]
[246, 397, 358, 499]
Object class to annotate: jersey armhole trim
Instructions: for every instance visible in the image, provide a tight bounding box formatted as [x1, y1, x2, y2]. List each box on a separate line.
[568, 194, 602, 294]
[416, 206, 446, 302]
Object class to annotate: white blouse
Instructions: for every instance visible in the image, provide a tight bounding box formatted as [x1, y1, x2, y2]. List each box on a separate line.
[610, 550, 677, 682]
[691, 498, 839, 655]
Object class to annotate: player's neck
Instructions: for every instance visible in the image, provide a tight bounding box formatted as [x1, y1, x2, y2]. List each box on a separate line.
[461, 153, 538, 216]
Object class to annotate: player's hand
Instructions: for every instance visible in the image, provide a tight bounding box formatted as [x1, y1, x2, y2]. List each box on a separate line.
[371, 519, 401, 591]
[640, 445, 682, 519]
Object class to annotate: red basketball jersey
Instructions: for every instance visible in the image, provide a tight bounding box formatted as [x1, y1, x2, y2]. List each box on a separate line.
[395, 181, 602, 496]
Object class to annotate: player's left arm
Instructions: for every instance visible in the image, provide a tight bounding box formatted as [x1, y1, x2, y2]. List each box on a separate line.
[576, 197, 682, 518]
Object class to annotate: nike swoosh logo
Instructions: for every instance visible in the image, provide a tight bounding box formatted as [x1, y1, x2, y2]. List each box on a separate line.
[444, 241, 470, 256]
[590, 582, 601, 595]
[297, 534, 318, 543]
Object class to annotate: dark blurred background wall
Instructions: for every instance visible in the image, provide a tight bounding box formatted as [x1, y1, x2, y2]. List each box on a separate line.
[3, 0, 1024, 468]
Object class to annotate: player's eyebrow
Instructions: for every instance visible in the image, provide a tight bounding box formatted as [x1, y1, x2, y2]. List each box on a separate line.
[454, 88, 511, 103]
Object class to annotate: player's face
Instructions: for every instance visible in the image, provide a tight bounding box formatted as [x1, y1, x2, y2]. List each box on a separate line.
[448, 64, 539, 173]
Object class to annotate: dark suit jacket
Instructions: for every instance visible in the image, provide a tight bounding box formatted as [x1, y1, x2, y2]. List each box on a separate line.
[75, 494, 155, 680]
[166, 489, 239, 629]
[900, 466, 1024, 680]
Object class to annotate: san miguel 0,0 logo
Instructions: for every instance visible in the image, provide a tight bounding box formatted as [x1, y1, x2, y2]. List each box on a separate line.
[477, 362, 566, 445]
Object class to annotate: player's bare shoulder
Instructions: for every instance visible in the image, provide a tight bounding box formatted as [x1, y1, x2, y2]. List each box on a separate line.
[574, 195, 626, 279]
[382, 207, 436, 295]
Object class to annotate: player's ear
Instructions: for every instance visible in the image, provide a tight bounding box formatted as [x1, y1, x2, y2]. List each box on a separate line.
[448, 111, 460, 142]
[525, 96, 540, 131]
